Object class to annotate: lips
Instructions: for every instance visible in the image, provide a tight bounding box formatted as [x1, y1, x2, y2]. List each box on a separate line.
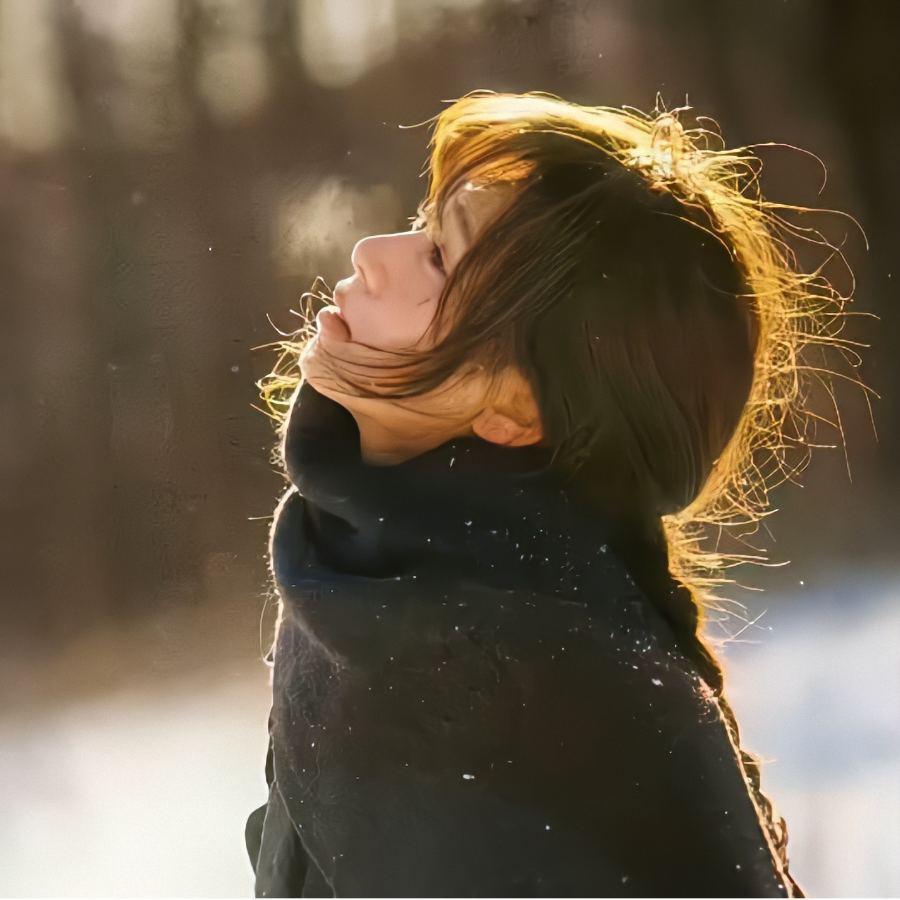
[316, 306, 352, 342]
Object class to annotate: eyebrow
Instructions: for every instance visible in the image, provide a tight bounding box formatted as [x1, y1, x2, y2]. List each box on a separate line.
[443, 196, 473, 247]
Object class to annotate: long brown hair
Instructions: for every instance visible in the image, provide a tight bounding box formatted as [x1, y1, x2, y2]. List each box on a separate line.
[264, 91, 854, 895]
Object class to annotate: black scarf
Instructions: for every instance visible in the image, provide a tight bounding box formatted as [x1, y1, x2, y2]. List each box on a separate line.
[276, 383, 680, 618]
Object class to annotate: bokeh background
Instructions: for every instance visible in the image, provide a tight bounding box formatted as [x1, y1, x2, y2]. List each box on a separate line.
[1, 0, 897, 896]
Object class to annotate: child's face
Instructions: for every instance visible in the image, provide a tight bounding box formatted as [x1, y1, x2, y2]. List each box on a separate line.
[299, 181, 543, 464]
[307, 181, 497, 355]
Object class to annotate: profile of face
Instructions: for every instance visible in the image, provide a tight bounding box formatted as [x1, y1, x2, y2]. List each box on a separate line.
[300, 182, 544, 465]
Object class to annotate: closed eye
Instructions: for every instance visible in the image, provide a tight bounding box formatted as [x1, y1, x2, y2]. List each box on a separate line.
[413, 209, 446, 274]
[431, 239, 446, 274]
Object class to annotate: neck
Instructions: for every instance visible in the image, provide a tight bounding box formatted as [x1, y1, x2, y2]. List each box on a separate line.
[352, 410, 470, 466]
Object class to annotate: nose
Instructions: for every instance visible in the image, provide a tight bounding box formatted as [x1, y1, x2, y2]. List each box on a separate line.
[350, 231, 429, 294]
[350, 235, 383, 292]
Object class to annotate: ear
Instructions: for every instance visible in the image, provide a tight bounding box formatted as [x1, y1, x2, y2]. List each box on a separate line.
[471, 408, 544, 447]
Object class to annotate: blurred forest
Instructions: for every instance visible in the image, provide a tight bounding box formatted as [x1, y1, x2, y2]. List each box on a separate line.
[0, 2, 898, 895]
[0, 0, 895, 654]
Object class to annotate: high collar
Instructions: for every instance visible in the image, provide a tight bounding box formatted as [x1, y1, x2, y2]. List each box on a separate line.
[281, 382, 673, 601]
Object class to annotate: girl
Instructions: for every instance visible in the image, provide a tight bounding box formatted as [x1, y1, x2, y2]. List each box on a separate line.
[246, 91, 826, 897]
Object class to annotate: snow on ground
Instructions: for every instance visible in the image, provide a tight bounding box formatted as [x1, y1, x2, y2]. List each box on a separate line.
[0, 573, 897, 897]
[0, 659, 271, 898]
[719, 573, 900, 898]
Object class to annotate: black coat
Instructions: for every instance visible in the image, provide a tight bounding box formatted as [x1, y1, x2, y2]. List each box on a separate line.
[246, 384, 796, 898]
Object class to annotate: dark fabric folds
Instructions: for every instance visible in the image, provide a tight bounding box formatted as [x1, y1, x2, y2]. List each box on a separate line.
[246, 383, 798, 898]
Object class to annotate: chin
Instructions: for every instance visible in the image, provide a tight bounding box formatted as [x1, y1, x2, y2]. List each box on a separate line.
[298, 334, 316, 374]
[298, 337, 328, 390]
[299, 338, 349, 401]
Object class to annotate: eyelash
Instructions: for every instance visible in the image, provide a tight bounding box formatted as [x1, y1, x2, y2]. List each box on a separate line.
[414, 213, 445, 274]
[430, 239, 446, 274]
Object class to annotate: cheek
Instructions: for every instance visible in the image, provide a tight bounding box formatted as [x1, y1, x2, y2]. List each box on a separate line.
[351, 296, 439, 351]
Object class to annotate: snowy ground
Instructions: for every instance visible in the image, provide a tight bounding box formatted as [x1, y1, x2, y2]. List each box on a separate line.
[0, 573, 897, 898]
[719, 573, 900, 898]
[0, 658, 270, 898]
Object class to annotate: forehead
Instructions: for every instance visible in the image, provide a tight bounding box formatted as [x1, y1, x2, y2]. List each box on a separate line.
[439, 181, 514, 241]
